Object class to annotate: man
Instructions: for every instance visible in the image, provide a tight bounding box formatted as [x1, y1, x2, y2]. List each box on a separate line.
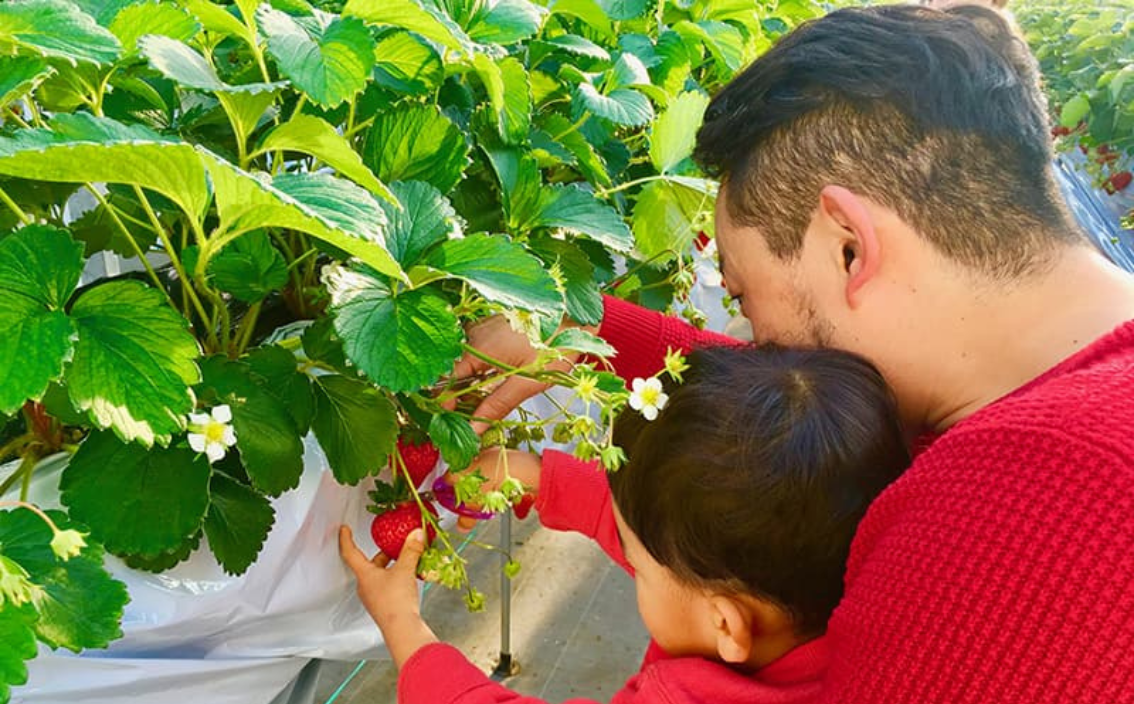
[454, 5, 1134, 702]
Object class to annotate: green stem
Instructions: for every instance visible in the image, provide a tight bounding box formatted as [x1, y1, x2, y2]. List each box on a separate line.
[0, 496, 63, 533]
[0, 184, 32, 225]
[4, 107, 31, 129]
[19, 456, 32, 502]
[85, 186, 170, 295]
[594, 174, 669, 198]
[131, 186, 215, 345]
[233, 300, 262, 355]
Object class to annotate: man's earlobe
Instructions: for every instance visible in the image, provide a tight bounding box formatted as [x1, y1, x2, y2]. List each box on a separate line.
[819, 185, 880, 307]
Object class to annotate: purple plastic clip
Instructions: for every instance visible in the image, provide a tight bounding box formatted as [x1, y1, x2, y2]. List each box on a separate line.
[432, 477, 494, 519]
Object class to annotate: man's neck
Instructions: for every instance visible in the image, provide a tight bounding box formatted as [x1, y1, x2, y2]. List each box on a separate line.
[914, 246, 1134, 433]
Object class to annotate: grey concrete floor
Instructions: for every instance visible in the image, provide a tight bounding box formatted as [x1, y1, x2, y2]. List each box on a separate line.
[315, 514, 649, 703]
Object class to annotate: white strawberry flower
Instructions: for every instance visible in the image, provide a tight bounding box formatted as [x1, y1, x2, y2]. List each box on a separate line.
[187, 404, 237, 464]
[628, 377, 668, 421]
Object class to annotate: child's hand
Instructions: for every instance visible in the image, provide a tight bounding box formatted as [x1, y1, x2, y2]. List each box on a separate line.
[446, 448, 542, 532]
[339, 525, 439, 668]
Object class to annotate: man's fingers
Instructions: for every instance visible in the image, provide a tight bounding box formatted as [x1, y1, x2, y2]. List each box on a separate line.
[470, 377, 547, 434]
[456, 515, 478, 532]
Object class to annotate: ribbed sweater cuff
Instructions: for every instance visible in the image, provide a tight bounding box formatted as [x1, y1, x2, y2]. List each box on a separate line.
[534, 449, 607, 538]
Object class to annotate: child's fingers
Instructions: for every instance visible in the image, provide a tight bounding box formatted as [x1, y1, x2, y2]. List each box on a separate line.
[393, 529, 427, 576]
[338, 525, 373, 576]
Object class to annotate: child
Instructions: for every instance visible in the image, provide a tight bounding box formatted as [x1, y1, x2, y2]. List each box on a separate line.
[339, 344, 911, 703]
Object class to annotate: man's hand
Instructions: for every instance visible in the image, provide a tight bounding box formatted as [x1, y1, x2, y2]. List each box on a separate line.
[447, 448, 542, 532]
[339, 525, 439, 668]
[450, 315, 591, 433]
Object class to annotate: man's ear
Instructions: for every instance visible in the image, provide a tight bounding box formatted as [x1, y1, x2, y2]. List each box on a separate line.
[708, 595, 755, 664]
[817, 185, 881, 308]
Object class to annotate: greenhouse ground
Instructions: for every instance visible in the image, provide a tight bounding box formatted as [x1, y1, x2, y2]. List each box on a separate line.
[315, 515, 648, 703]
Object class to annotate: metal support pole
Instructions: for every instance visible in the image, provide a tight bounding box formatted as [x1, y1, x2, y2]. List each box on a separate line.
[491, 510, 519, 679]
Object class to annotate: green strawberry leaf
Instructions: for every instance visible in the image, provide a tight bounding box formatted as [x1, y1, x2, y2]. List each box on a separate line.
[325, 268, 463, 393]
[422, 233, 564, 315]
[537, 113, 610, 186]
[258, 6, 375, 108]
[0, 113, 210, 222]
[0, 0, 121, 65]
[109, 1, 199, 54]
[473, 54, 532, 146]
[198, 356, 305, 497]
[574, 83, 654, 127]
[68, 280, 200, 447]
[257, 114, 394, 202]
[482, 147, 543, 230]
[631, 179, 715, 264]
[203, 159, 404, 283]
[372, 29, 444, 97]
[311, 374, 399, 485]
[203, 473, 276, 576]
[140, 35, 284, 94]
[548, 0, 612, 37]
[673, 20, 743, 72]
[343, 0, 471, 52]
[532, 184, 633, 253]
[650, 90, 710, 174]
[0, 225, 83, 414]
[121, 531, 201, 573]
[0, 604, 37, 702]
[541, 34, 609, 61]
[548, 327, 615, 357]
[364, 103, 470, 194]
[530, 237, 604, 326]
[208, 230, 289, 303]
[596, 0, 649, 21]
[379, 180, 460, 269]
[1060, 93, 1091, 129]
[0, 56, 54, 110]
[428, 411, 480, 472]
[61, 430, 211, 558]
[0, 508, 128, 652]
[244, 345, 315, 436]
[466, 0, 546, 45]
[181, 0, 254, 43]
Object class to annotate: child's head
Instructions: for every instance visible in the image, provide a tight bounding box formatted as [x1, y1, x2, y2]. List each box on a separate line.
[609, 344, 909, 667]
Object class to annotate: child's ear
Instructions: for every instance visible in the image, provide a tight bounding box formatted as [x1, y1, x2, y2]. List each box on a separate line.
[708, 595, 755, 664]
[708, 594, 795, 665]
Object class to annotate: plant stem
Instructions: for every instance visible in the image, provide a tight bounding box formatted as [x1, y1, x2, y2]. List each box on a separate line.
[131, 186, 216, 345]
[0, 496, 64, 533]
[4, 107, 31, 129]
[0, 184, 32, 225]
[594, 174, 668, 198]
[233, 300, 262, 355]
[19, 456, 33, 502]
[85, 185, 172, 296]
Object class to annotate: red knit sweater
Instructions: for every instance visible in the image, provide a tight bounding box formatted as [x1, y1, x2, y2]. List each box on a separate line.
[597, 296, 1134, 703]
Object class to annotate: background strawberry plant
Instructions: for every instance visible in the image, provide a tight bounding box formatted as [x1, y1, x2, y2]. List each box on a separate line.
[1016, 0, 1134, 218]
[0, 0, 829, 699]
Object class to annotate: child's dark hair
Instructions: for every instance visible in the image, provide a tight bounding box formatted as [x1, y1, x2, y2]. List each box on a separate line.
[609, 344, 909, 636]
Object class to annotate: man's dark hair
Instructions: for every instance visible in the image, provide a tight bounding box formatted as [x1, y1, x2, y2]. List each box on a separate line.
[694, 4, 1080, 278]
[609, 345, 910, 636]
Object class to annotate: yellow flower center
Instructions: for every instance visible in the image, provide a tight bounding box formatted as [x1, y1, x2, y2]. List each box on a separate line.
[638, 386, 660, 406]
[204, 421, 228, 444]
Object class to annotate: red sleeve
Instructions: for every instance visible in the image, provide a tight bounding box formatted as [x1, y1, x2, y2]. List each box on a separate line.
[534, 449, 630, 573]
[399, 643, 657, 704]
[598, 295, 736, 382]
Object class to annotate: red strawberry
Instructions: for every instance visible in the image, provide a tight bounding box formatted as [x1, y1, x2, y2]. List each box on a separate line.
[370, 501, 438, 558]
[395, 437, 440, 489]
[513, 494, 535, 520]
[694, 231, 712, 252]
[1104, 171, 1132, 195]
[1051, 125, 1071, 138]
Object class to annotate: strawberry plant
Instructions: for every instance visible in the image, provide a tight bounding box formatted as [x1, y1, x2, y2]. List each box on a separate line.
[0, 0, 827, 698]
[1016, 1, 1134, 222]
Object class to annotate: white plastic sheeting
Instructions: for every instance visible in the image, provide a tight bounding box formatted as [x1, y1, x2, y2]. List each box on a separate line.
[7, 437, 388, 704]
